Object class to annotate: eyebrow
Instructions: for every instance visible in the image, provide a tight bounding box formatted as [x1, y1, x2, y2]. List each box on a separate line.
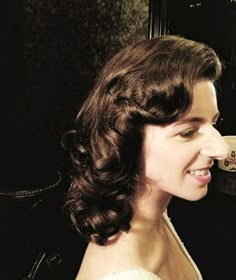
[171, 112, 220, 126]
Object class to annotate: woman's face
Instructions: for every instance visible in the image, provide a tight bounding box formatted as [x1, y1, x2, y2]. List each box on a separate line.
[142, 80, 229, 201]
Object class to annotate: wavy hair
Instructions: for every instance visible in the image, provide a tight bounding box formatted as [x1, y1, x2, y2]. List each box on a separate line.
[63, 35, 222, 245]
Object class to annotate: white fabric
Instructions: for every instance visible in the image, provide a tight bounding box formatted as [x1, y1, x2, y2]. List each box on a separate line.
[100, 268, 161, 280]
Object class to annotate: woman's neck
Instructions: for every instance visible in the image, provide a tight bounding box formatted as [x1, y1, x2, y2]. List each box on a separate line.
[130, 184, 172, 231]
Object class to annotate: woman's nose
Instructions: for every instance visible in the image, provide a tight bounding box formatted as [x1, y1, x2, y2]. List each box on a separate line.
[200, 129, 230, 160]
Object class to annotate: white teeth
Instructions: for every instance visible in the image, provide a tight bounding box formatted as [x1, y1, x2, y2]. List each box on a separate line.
[189, 169, 209, 176]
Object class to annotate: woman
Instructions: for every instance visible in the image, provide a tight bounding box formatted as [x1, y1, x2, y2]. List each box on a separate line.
[64, 35, 229, 279]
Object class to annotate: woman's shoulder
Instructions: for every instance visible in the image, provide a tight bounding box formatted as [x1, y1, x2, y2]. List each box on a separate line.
[99, 268, 162, 280]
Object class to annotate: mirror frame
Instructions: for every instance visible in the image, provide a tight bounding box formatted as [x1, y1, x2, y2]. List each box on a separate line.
[148, 0, 169, 38]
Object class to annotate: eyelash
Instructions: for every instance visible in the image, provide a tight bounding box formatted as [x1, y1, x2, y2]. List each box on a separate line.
[179, 128, 198, 138]
[179, 121, 219, 139]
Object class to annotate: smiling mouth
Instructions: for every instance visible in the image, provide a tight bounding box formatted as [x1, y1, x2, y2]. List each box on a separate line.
[188, 169, 210, 176]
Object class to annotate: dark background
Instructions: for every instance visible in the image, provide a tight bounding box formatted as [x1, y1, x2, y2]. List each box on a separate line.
[0, 0, 148, 279]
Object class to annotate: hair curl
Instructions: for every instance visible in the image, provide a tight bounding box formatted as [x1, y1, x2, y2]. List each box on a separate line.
[63, 35, 222, 245]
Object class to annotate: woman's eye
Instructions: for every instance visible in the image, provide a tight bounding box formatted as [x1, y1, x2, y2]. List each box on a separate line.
[179, 129, 197, 138]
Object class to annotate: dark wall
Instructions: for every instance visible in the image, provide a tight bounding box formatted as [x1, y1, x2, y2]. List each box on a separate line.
[1, 1, 149, 279]
[1, 0, 148, 190]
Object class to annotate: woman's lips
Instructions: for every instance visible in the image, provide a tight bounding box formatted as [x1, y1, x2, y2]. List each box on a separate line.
[188, 168, 212, 184]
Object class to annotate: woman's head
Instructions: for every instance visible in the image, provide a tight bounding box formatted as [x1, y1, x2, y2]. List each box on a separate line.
[142, 80, 229, 204]
[64, 35, 222, 245]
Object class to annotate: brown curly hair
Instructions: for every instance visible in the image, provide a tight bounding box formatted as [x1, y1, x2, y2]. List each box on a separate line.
[63, 35, 222, 245]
